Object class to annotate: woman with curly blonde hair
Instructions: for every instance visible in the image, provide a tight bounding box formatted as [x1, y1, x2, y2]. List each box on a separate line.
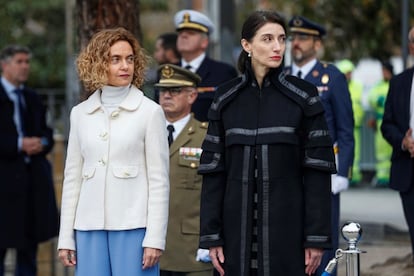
[57, 27, 170, 276]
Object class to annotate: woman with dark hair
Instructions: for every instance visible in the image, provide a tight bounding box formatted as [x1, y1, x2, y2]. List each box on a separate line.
[57, 27, 169, 275]
[198, 10, 336, 275]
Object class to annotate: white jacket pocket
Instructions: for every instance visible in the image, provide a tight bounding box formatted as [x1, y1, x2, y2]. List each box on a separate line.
[112, 166, 139, 179]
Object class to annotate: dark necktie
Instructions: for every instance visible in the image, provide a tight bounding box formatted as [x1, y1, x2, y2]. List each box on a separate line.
[297, 70, 302, 79]
[185, 65, 192, 71]
[13, 89, 26, 135]
[167, 124, 175, 147]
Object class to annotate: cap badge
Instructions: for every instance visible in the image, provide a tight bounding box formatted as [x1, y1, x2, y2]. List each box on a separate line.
[312, 70, 319, 78]
[183, 12, 190, 23]
[293, 18, 303, 27]
[161, 66, 174, 78]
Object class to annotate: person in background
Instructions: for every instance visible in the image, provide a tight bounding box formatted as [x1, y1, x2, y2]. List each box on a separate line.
[152, 32, 181, 103]
[199, 10, 336, 276]
[337, 59, 364, 186]
[57, 27, 170, 276]
[174, 9, 238, 122]
[156, 64, 213, 276]
[0, 44, 58, 276]
[154, 33, 181, 66]
[287, 16, 355, 276]
[381, 26, 414, 264]
[367, 61, 394, 187]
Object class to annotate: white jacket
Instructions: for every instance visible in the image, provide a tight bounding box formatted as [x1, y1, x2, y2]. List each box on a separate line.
[57, 86, 169, 251]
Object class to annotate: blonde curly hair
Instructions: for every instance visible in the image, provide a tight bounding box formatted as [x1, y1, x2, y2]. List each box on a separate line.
[77, 27, 148, 96]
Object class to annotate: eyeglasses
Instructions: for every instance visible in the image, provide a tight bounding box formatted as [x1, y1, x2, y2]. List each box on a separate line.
[159, 87, 186, 96]
[288, 34, 315, 42]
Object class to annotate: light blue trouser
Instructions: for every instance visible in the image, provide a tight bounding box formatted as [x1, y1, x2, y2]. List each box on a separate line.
[75, 228, 159, 276]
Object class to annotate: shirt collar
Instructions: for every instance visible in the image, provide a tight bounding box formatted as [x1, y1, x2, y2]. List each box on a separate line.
[166, 113, 191, 139]
[292, 59, 317, 78]
[1, 77, 23, 97]
[181, 52, 206, 72]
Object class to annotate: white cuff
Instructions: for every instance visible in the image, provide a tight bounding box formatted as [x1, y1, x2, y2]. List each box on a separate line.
[195, 248, 211, 262]
[331, 175, 349, 194]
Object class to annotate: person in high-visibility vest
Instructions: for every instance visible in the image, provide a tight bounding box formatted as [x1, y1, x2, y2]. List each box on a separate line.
[368, 61, 394, 186]
[337, 59, 364, 185]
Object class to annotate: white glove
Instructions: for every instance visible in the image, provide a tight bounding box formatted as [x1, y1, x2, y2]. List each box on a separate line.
[195, 248, 211, 262]
[331, 175, 349, 194]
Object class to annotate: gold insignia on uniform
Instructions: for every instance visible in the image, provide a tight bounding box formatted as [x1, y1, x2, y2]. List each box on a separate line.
[293, 18, 303, 27]
[183, 13, 190, 23]
[161, 65, 174, 78]
[321, 74, 329, 84]
[201, 122, 208, 128]
[188, 126, 194, 133]
[312, 70, 319, 77]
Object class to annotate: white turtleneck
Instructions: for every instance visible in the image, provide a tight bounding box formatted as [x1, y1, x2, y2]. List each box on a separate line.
[101, 85, 130, 113]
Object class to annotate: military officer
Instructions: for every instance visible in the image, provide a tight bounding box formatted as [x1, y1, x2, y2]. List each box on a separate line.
[156, 64, 213, 276]
[174, 9, 238, 122]
[286, 16, 355, 276]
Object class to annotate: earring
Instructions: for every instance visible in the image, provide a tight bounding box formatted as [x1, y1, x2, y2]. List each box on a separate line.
[248, 52, 251, 57]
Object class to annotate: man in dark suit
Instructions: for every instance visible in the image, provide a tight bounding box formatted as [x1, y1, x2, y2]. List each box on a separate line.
[0, 45, 58, 276]
[157, 64, 213, 276]
[286, 16, 355, 276]
[381, 26, 414, 262]
[174, 9, 238, 122]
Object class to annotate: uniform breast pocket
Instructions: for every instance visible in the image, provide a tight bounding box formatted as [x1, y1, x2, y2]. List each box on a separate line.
[178, 156, 202, 189]
[112, 166, 139, 179]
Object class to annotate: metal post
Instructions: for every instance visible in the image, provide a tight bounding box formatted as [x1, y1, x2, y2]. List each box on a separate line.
[341, 222, 365, 276]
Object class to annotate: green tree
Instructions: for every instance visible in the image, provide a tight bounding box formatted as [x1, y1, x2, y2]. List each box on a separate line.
[286, 0, 414, 62]
[0, 0, 65, 88]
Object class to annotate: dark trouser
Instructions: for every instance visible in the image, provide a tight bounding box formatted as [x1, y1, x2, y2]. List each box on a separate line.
[400, 183, 414, 260]
[316, 193, 340, 276]
[0, 244, 38, 276]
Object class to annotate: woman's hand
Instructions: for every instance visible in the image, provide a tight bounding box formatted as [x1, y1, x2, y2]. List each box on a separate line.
[209, 246, 225, 275]
[304, 248, 323, 275]
[58, 249, 77, 267]
[142, 247, 162, 269]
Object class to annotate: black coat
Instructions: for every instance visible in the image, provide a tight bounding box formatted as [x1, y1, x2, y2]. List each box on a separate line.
[198, 66, 336, 275]
[381, 67, 414, 192]
[0, 83, 58, 249]
[184, 56, 238, 122]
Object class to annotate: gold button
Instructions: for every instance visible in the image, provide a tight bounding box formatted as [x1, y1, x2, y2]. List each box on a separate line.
[190, 162, 196, 168]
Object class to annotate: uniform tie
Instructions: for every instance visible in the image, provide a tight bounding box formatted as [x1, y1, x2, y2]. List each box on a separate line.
[13, 88, 26, 135]
[297, 70, 302, 79]
[167, 124, 175, 147]
[184, 65, 193, 72]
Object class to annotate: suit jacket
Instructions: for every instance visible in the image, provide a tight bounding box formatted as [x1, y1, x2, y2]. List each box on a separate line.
[286, 61, 354, 178]
[57, 86, 170, 251]
[182, 56, 238, 122]
[381, 67, 414, 192]
[0, 82, 58, 249]
[160, 115, 212, 272]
